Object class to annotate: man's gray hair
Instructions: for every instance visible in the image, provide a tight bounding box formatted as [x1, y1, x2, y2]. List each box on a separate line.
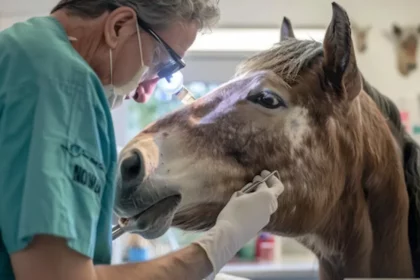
[51, 0, 220, 31]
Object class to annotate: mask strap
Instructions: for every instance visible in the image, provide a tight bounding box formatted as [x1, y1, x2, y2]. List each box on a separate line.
[109, 49, 113, 87]
[136, 23, 144, 67]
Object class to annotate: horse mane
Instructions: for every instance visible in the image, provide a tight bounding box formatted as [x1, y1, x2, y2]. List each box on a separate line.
[361, 77, 404, 138]
[237, 38, 420, 275]
[235, 39, 323, 85]
[362, 76, 420, 276]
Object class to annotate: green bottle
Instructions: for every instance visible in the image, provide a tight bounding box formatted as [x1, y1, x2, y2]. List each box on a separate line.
[238, 237, 256, 261]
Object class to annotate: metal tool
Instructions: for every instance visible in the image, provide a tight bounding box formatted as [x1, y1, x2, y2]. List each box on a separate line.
[240, 170, 280, 193]
[112, 218, 139, 241]
[112, 224, 125, 240]
[159, 71, 197, 105]
[174, 86, 196, 105]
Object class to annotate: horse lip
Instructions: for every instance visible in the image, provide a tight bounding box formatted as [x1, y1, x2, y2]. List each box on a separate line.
[120, 194, 181, 239]
[124, 194, 181, 221]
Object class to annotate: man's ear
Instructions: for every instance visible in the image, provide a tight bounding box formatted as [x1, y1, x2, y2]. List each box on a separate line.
[280, 17, 296, 42]
[104, 6, 137, 49]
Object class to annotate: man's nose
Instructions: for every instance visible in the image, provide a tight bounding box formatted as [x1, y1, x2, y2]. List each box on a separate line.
[120, 151, 145, 184]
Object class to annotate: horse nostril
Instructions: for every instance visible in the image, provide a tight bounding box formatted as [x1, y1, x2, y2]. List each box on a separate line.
[120, 152, 143, 183]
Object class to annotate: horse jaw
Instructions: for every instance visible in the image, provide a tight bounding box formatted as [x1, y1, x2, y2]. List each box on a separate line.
[117, 127, 248, 237]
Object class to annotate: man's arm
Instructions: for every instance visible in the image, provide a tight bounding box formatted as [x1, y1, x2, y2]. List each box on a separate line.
[12, 234, 212, 280]
[97, 242, 212, 280]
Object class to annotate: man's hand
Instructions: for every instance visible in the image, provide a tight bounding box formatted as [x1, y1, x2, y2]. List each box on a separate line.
[194, 170, 284, 279]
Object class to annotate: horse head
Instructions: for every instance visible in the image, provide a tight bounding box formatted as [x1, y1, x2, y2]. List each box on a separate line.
[115, 1, 364, 238]
[387, 23, 420, 76]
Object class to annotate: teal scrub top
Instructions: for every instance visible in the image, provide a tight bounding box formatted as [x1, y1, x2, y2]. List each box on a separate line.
[0, 16, 118, 279]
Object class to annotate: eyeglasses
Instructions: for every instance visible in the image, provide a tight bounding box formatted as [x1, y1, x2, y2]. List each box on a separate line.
[135, 17, 186, 81]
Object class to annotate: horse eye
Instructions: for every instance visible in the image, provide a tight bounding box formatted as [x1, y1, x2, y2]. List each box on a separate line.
[247, 90, 286, 109]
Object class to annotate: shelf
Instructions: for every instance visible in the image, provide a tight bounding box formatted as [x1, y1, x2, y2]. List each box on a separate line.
[221, 262, 319, 279]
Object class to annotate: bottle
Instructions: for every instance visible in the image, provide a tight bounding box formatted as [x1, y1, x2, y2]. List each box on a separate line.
[256, 232, 275, 262]
[124, 234, 150, 263]
[238, 237, 256, 262]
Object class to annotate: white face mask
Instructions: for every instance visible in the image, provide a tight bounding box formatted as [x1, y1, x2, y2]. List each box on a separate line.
[104, 23, 150, 109]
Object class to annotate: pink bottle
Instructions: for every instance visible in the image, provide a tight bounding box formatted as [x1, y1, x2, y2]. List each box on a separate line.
[256, 233, 275, 262]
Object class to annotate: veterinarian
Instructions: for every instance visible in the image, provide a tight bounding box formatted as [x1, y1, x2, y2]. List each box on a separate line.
[0, 1, 285, 280]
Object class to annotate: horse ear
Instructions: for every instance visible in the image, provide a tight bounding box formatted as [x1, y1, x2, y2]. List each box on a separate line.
[322, 2, 361, 101]
[392, 24, 402, 37]
[280, 17, 296, 42]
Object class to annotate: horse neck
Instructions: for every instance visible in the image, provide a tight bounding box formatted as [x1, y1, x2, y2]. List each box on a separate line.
[361, 75, 405, 134]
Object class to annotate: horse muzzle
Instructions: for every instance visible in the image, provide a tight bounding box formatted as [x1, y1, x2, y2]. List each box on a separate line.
[113, 147, 183, 239]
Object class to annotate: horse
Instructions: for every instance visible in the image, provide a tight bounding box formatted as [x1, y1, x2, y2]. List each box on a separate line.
[385, 23, 420, 76]
[114, 3, 415, 279]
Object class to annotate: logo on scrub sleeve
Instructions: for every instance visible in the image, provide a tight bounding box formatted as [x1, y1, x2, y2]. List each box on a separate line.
[61, 143, 104, 195]
[72, 164, 102, 194]
[61, 143, 105, 171]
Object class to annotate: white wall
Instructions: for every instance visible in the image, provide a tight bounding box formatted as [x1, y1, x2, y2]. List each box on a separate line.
[111, 102, 129, 147]
[0, 15, 33, 30]
[354, 28, 420, 141]
[2, 0, 420, 26]
[356, 30, 420, 101]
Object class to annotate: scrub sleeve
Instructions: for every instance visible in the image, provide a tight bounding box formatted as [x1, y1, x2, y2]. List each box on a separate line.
[0, 77, 112, 259]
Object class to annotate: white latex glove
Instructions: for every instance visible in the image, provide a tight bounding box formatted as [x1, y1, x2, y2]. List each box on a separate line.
[193, 170, 285, 280]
